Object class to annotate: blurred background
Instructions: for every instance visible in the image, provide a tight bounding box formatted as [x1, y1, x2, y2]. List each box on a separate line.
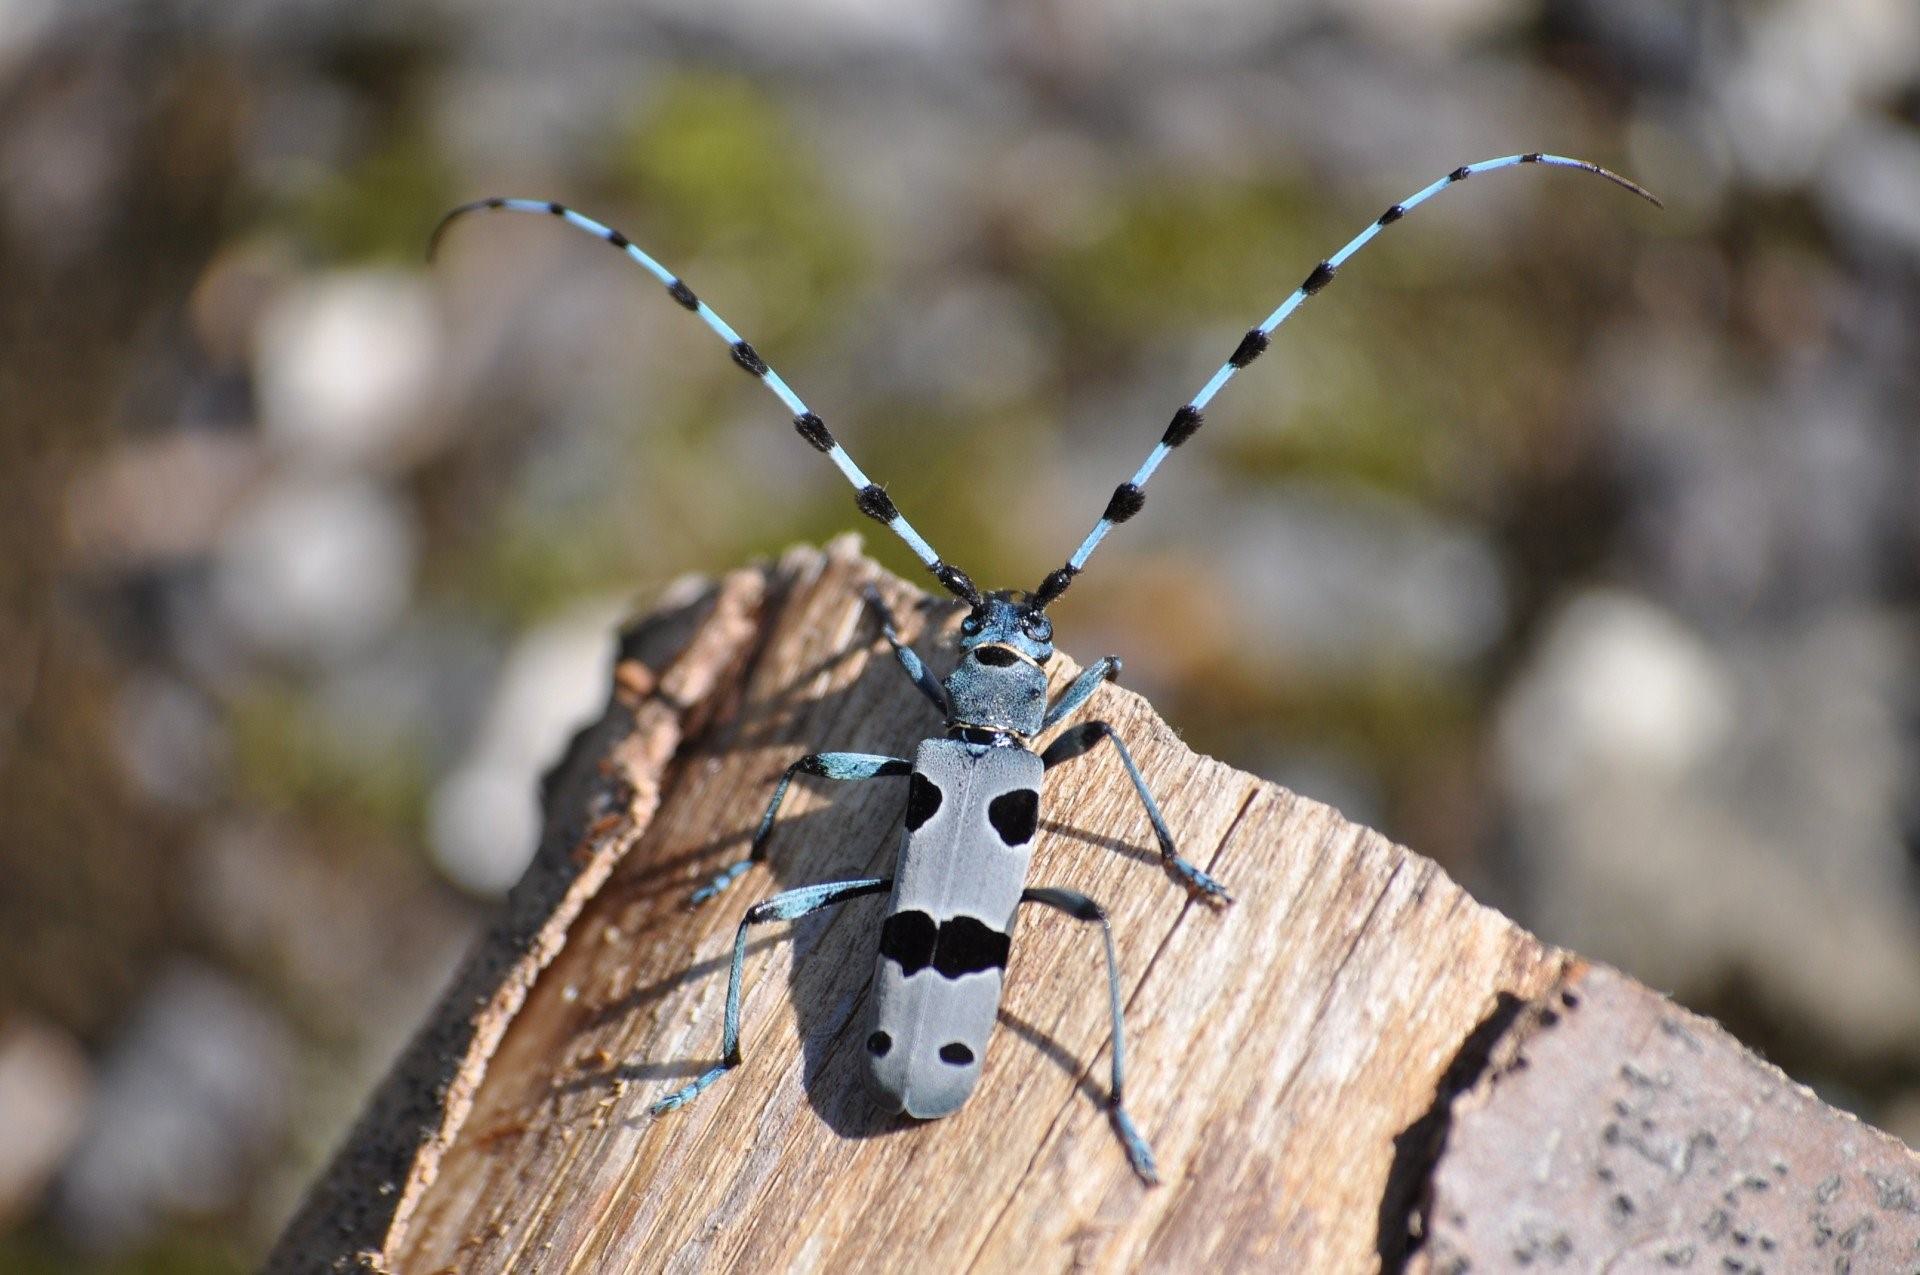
[2, 0, 1918, 1267]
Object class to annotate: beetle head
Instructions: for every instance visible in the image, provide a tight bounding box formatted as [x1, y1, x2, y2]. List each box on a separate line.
[957, 591, 1054, 666]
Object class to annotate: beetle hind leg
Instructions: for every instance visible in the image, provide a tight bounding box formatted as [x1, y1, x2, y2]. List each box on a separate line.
[1021, 885, 1159, 1186]
[651, 876, 893, 1114]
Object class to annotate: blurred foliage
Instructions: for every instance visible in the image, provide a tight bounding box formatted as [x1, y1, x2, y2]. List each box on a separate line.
[227, 685, 429, 844]
[1037, 178, 1325, 339]
[285, 124, 460, 265]
[607, 73, 868, 350]
[0, 1231, 247, 1275]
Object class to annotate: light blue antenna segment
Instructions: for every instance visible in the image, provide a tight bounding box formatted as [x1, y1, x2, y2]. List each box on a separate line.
[1056, 153, 1660, 585]
[428, 195, 969, 588]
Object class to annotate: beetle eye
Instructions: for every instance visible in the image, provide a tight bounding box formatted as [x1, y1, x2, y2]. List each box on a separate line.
[960, 615, 981, 635]
[1023, 615, 1052, 642]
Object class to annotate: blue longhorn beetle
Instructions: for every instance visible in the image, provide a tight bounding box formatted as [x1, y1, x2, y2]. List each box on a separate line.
[431, 153, 1657, 1183]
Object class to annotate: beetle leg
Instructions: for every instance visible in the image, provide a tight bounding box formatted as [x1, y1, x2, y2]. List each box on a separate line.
[1021, 885, 1158, 1186]
[691, 752, 911, 905]
[1042, 722, 1231, 903]
[652, 876, 893, 1114]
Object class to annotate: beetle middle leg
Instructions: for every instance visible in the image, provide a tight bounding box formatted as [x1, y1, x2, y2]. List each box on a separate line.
[652, 876, 893, 1114]
[691, 752, 911, 905]
[1021, 885, 1158, 1186]
[1042, 723, 1232, 903]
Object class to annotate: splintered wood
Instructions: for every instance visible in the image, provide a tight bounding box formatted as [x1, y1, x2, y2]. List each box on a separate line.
[270, 538, 1920, 1273]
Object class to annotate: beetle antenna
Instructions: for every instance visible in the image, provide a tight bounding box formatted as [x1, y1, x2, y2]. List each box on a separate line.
[430, 198, 984, 607]
[1029, 153, 1660, 608]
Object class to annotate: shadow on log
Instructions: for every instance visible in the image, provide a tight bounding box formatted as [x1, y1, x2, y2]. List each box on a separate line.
[268, 538, 1920, 1273]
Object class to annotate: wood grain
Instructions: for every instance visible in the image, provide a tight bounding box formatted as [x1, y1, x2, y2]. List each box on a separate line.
[1415, 964, 1920, 1273]
[268, 538, 1920, 1273]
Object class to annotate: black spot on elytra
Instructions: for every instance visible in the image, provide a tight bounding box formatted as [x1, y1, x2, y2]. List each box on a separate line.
[904, 773, 942, 831]
[867, 1031, 892, 1057]
[939, 1042, 975, 1066]
[932, 916, 1010, 978]
[988, 789, 1039, 846]
[879, 911, 938, 976]
[882, 912, 1010, 978]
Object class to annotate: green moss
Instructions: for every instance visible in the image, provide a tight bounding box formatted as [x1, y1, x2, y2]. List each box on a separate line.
[1036, 178, 1323, 343]
[702, 392, 1060, 595]
[604, 73, 865, 353]
[458, 513, 635, 627]
[1036, 164, 1599, 504]
[279, 121, 458, 264]
[227, 685, 428, 839]
[1214, 284, 1582, 498]
[0, 1228, 247, 1275]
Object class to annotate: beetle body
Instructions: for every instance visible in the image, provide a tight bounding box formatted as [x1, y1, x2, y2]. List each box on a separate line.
[866, 593, 1056, 1116]
[429, 152, 1657, 1184]
[867, 735, 1040, 1117]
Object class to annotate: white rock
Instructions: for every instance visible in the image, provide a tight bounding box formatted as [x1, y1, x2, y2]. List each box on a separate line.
[1820, 119, 1920, 264]
[254, 270, 442, 470]
[1498, 589, 1735, 801]
[1500, 601, 1920, 1056]
[1216, 480, 1509, 671]
[110, 675, 227, 808]
[214, 474, 416, 664]
[428, 599, 625, 895]
[1709, 0, 1920, 187]
[0, 1017, 90, 1229]
[54, 964, 290, 1252]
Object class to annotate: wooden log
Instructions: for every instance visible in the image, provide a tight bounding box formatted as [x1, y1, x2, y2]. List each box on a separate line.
[268, 538, 1920, 1273]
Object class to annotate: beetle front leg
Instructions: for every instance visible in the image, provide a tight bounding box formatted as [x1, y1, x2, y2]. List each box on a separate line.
[1042, 722, 1232, 903]
[1041, 654, 1122, 731]
[861, 585, 950, 717]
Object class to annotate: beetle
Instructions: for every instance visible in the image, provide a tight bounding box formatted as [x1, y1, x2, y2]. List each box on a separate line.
[430, 153, 1657, 1183]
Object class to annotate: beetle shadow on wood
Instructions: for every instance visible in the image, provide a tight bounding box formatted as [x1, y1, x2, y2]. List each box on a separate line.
[689, 590, 955, 1146]
[1039, 818, 1160, 872]
[575, 593, 945, 1147]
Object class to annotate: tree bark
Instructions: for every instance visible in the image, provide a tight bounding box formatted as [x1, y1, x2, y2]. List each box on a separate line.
[268, 537, 1920, 1273]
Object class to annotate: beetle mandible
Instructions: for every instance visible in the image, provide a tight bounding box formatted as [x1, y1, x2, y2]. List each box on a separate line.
[430, 153, 1658, 1183]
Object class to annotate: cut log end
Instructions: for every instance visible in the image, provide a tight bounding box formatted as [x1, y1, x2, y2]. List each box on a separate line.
[268, 539, 1920, 1273]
